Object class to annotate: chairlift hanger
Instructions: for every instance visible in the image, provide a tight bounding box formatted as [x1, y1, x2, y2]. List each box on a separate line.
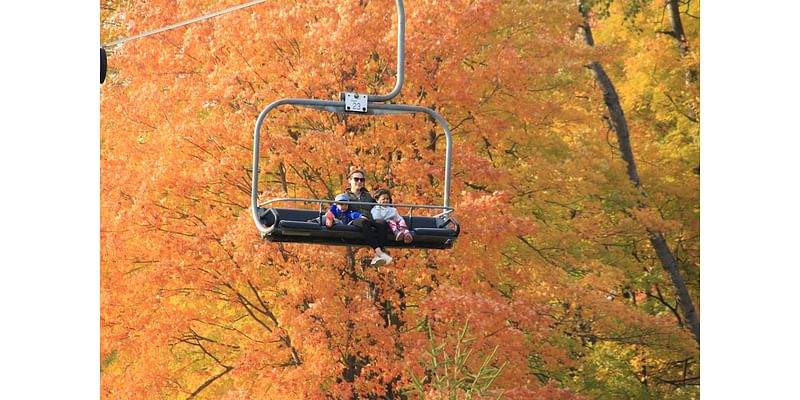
[252, 0, 460, 249]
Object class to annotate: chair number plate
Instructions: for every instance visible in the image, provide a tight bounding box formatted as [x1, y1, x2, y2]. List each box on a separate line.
[344, 92, 368, 113]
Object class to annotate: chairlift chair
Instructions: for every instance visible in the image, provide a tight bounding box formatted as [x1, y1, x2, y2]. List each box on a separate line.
[251, 0, 460, 249]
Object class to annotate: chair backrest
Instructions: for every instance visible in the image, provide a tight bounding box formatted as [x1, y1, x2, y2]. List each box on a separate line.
[261, 207, 446, 229]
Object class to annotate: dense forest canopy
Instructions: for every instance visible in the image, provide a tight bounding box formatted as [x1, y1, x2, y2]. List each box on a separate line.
[101, 0, 699, 398]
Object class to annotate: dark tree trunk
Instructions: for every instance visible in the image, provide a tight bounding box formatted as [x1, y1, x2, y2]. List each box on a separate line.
[578, 0, 699, 346]
[277, 161, 289, 195]
[666, 0, 697, 83]
[667, 0, 689, 56]
[585, 62, 641, 189]
[650, 232, 700, 342]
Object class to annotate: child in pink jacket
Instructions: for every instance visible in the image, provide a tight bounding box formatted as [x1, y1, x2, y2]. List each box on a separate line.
[371, 189, 413, 244]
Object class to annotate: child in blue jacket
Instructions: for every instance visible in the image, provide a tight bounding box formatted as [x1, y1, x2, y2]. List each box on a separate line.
[325, 193, 365, 227]
[325, 193, 393, 266]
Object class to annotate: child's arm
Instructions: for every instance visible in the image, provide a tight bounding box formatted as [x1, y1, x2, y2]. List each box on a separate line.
[325, 205, 339, 228]
[370, 207, 381, 221]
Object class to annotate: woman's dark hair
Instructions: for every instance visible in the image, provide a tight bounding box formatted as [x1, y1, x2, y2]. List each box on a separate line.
[348, 169, 366, 179]
[373, 188, 392, 203]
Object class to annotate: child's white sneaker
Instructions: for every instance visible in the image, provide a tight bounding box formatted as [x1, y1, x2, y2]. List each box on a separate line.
[371, 255, 386, 267]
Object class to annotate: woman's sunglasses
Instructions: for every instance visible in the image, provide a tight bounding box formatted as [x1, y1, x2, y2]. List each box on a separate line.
[352, 177, 365, 182]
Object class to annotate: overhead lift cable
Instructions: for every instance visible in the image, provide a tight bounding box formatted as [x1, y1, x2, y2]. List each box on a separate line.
[101, 0, 268, 83]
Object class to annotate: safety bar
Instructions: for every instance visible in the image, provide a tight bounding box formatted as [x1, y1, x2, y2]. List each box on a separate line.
[250, 98, 454, 235]
[258, 197, 455, 212]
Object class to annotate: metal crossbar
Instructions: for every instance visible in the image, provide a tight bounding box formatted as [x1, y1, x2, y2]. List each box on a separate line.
[257, 197, 455, 212]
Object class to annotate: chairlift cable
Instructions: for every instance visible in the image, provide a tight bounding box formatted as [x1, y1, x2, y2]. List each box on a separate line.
[101, 0, 267, 48]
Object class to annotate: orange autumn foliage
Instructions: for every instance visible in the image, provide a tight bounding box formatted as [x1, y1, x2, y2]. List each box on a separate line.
[102, 0, 699, 398]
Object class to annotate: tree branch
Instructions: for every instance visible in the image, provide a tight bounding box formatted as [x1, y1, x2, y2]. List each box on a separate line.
[186, 365, 233, 399]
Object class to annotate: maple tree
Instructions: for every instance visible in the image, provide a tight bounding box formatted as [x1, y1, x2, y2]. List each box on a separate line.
[101, 0, 700, 398]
